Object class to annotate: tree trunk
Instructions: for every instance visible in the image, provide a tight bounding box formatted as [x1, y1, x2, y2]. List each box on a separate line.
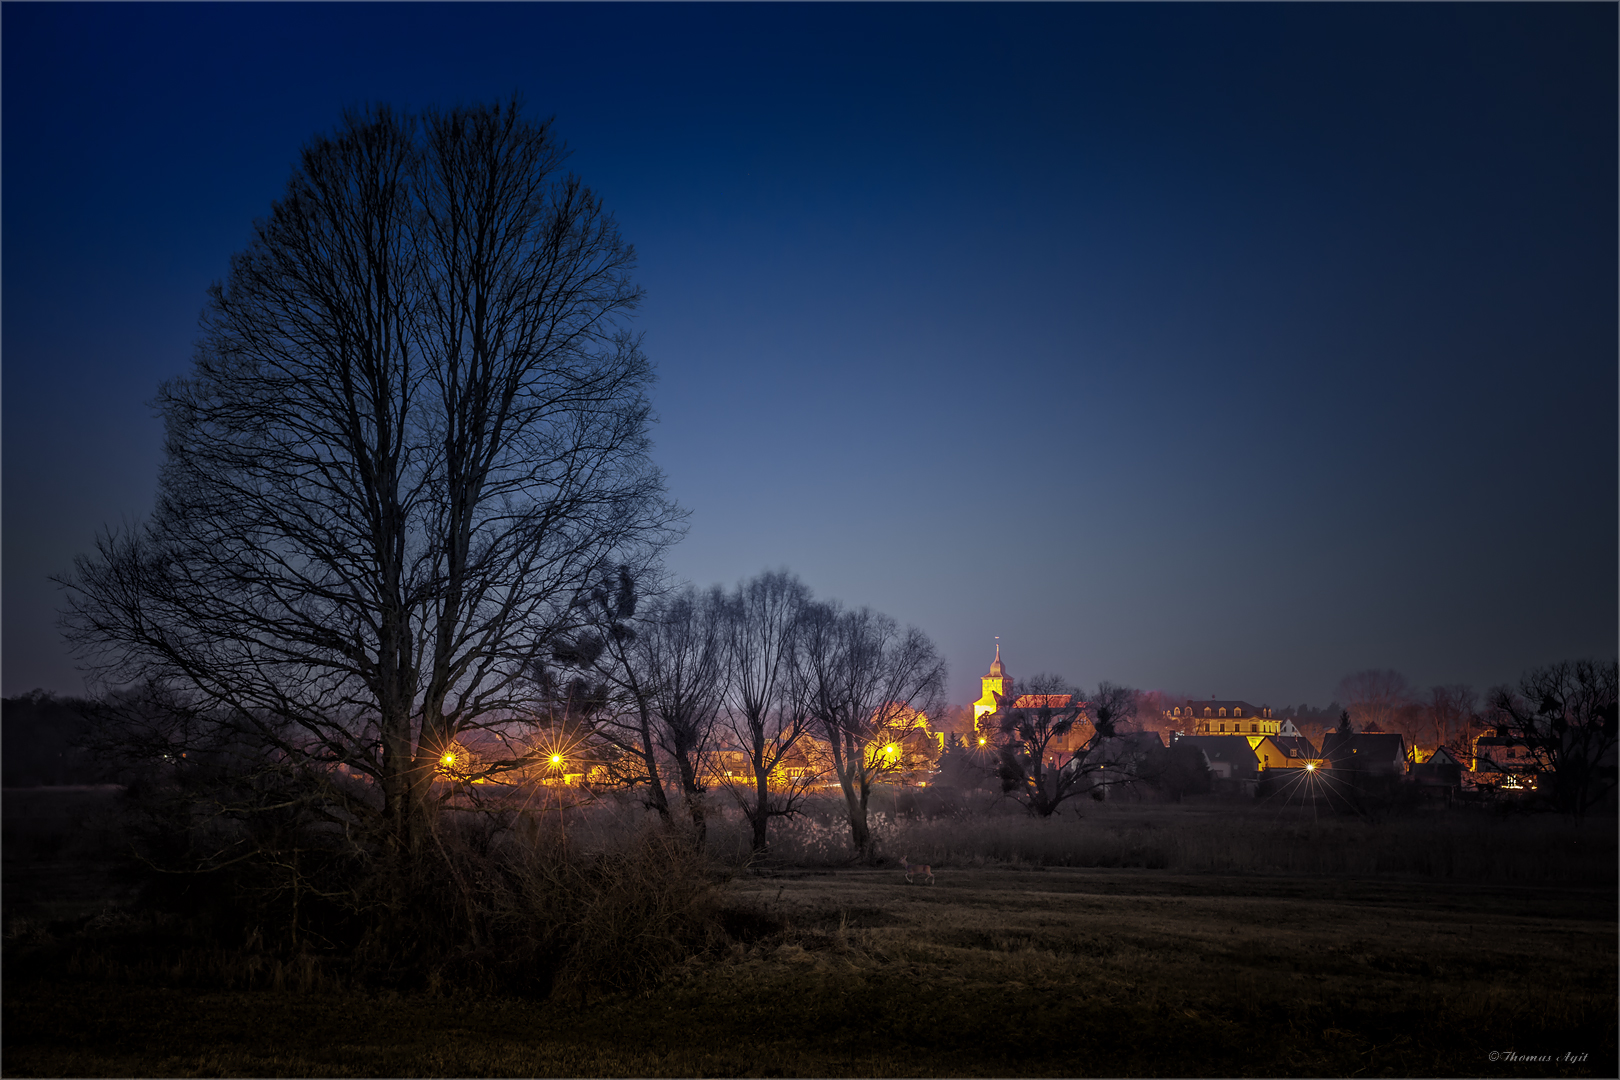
[675, 751, 707, 845]
[636, 702, 672, 824]
[750, 770, 770, 851]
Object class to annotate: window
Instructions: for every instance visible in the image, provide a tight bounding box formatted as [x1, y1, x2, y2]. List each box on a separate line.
[1219, 724, 1226, 733]
[1234, 708, 1242, 717]
[1251, 724, 1258, 733]
[1204, 708, 1212, 718]
[1218, 708, 1227, 718]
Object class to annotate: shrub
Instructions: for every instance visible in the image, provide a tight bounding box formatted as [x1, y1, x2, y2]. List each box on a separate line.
[54, 780, 727, 999]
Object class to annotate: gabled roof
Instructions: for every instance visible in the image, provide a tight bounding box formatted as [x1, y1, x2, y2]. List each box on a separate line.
[1174, 735, 1260, 764]
[1417, 745, 1463, 767]
[1321, 731, 1406, 765]
[1170, 699, 1265, 716]
[1261, 735, 1318, 759]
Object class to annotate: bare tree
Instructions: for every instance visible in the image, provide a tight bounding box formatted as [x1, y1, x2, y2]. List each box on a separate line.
[1336, 669, 1412, 732]
[717, 571, 818, 852]
[1488, 658, 1618, 818]
[61, 100, 680, 859]
[994, 678, 1149, 816]
[1087, 680, 1140, 739]
[641, 585, 729, 843]
[1424, 684, 1483, 755]
[551, 573, 729, 843]
[797, 602, 945, 858]
[549, 566, 674, 824]
[992, 674, 1086, 817]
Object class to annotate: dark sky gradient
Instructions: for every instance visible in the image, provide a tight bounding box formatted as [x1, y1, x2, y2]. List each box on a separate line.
[4, 3, 1615, 707]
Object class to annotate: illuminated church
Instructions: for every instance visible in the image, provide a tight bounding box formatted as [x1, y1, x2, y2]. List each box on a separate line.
[972, 643, 1014, 722]
[968, 645, 1091, 762]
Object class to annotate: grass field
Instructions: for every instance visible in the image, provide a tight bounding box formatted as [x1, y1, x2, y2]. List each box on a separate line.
[4, 788, 1617, 1077]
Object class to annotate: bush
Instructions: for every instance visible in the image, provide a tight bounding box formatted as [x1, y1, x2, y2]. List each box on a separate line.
[45, 779, 726, 1000]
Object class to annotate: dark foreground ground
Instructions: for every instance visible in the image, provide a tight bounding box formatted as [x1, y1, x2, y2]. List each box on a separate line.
[4, 788, 1617, 1077]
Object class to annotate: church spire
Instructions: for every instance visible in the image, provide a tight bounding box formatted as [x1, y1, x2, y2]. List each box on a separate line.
[986, 638, 1006, 679]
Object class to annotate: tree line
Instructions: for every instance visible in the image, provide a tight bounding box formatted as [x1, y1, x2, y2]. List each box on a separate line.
[530, 568, 944, 857]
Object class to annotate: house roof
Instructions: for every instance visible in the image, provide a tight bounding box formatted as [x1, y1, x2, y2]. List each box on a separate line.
[1170, 699, 1265, 716]
[1011, 694, 1078, 710]
[1321, 731, 1406, 765]
[1261, 735, 1318, 759]
[1173, 735, 1260, 764]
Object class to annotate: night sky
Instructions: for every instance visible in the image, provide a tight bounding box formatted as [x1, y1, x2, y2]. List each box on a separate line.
[3, 2, 1615, 708]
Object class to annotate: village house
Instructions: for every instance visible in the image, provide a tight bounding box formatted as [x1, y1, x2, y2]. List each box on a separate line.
[1170, 734, 1262, 783]
[1071, 730, 1167, 797]
[1466, 733, 1542, 793]
[1321, 730, 1407, 776]
[1407, 744, 1465, 802]
[1254, 732, 1320, 770]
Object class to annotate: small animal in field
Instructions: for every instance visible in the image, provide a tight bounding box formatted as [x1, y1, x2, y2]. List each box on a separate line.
[900, 856, 934, 885]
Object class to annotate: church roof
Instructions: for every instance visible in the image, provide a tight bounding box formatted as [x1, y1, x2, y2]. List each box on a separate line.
[985, 643, 1008, 679]
[1011, 694, 1078, 710]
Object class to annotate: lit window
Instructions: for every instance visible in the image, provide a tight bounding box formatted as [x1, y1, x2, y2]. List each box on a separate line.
[1234, 708, 1242, 718]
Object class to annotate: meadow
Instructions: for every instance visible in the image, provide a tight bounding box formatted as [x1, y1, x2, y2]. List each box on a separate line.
[4, 786, 1616, 1077]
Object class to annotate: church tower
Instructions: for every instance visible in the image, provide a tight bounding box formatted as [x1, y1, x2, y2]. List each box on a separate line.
[973, 643, 1012, 723]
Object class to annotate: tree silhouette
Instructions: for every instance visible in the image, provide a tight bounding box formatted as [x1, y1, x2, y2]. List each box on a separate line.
[62, 99, 680, 859]
[1487, 658, 1618, 817]
[797, 602, 945, 857]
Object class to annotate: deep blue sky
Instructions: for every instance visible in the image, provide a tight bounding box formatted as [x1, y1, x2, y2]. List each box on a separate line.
[4, 3, 1615, 708]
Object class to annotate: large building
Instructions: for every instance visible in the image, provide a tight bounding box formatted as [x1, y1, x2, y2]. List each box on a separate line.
[1165, 698, 1281, 737]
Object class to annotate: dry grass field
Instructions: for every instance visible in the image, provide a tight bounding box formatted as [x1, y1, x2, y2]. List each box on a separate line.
[4, 788, 1616, 1077]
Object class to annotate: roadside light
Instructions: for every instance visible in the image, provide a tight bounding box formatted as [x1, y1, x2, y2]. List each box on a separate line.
[441, 752, 456, 767]
[885, 743, 898, 756]
[978, 737, 987, 746]
[550, 753, 564, 767]
[1305, 762, 1316, 771]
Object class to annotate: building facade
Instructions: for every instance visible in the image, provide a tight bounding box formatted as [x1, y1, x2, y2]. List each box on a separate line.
[1165, 698, 1281, 736]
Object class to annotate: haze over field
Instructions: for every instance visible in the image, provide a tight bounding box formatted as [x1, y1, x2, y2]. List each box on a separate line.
[4, 3, 1615, 707]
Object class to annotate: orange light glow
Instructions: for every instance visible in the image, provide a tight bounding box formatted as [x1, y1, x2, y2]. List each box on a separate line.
[978, 737, 987, 746]
[1305, 762, 1316, 771]
[441, 753, 456, 766]
[550, 754, 564, 767]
